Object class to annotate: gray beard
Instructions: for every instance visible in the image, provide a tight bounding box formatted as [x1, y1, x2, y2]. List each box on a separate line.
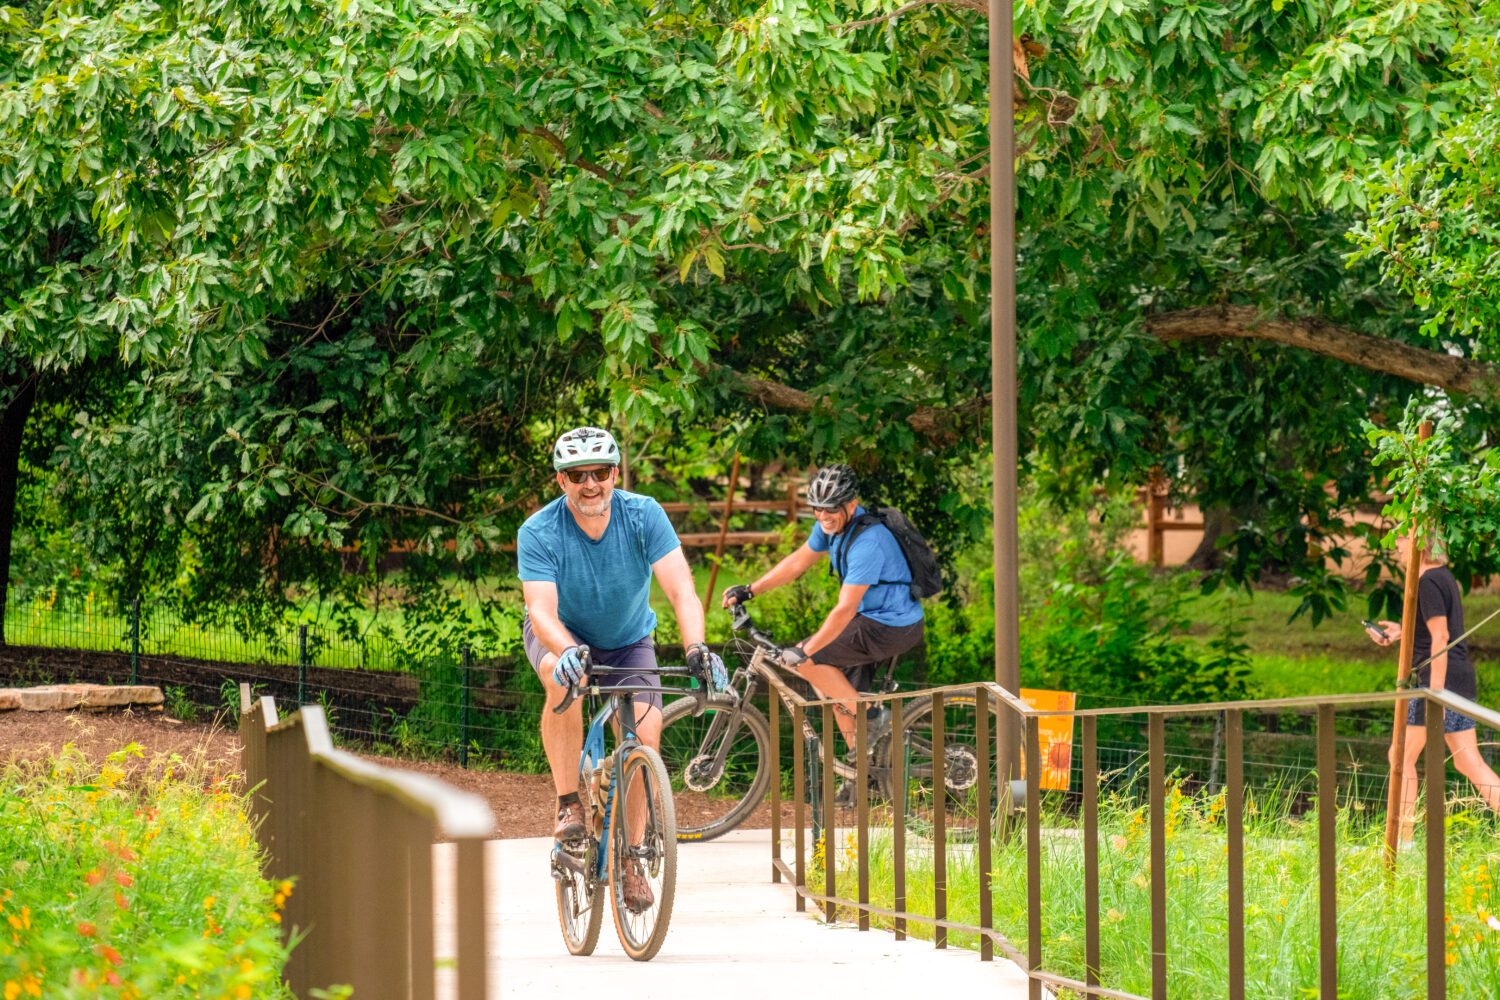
[570, 492, 611, 518]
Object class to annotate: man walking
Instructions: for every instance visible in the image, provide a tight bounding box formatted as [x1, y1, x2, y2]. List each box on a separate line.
[1369, 531, 1500, 845]
[517, 426, 723, 910]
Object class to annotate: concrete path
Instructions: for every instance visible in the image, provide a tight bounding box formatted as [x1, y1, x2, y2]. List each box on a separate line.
[436, 828, 1033, 999]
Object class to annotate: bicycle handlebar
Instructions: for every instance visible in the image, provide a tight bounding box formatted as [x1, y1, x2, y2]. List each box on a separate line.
[551, 649, 712, 714]
[728, 602, 780, 651]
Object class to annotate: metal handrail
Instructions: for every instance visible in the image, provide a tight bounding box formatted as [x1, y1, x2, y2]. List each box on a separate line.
[241, 685, 494, 998]
[756, 667, 1487, 1000]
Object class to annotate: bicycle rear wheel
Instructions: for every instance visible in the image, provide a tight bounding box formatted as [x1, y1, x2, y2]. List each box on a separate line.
[658, 695, 772, 842]
[609, 745, 677, 961]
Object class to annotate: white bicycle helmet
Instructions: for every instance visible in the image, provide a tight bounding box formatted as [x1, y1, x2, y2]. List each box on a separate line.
[552, 426, 621, 471]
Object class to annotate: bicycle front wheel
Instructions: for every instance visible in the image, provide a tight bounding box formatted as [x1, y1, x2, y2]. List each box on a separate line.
[658, 695, 772, 842]
[609, 745, 677, 961]
[554, 842, 603, 955]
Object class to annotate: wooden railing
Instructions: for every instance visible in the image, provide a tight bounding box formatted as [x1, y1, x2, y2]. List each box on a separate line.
[239, 684, 495, 999]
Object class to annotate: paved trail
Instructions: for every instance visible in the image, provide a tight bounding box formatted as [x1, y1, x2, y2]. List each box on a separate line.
[437, 829, 1032, 999]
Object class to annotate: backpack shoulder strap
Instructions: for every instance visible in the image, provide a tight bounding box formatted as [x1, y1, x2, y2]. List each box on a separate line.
[830, 511, 881, 581]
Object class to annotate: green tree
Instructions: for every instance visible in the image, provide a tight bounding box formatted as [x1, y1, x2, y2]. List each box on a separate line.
[3, 0, 1496, 628]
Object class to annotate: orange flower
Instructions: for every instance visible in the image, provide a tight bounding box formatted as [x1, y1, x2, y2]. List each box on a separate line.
[84, 869, 104, 888]
[96, 944, 122, 967]
[77, 921, 97, 937]
[114, 891, 129, 910]
[114, 872, 132, 888]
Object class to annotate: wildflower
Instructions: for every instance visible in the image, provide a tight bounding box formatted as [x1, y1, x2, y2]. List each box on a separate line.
[77, 921, 97, 937]
[1488, 914, 1500, 932]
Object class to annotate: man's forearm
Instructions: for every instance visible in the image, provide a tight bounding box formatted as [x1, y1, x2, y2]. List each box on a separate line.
[669, 588, 706, 649]
[531, 613, 578, 658]
[1429, 651, 1448, 691]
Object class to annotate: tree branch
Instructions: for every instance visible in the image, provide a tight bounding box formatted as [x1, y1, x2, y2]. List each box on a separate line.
[1144, 305, 1498, 396]
[712, 366, 989, 446]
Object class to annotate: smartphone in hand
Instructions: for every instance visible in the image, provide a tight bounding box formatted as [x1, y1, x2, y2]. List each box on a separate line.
[1361, 619, 1388, 640]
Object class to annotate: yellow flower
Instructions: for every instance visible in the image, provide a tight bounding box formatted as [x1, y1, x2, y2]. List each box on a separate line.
[6, 981, 21, 1000]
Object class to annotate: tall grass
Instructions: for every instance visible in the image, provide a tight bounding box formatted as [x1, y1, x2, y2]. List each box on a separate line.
[819, 785, 1500, 998]
[0, 743, 295, 999]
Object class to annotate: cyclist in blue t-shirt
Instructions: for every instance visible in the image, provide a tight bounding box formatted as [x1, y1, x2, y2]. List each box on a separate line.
[721, 464, 924, 758]
[517, 427, 724, 910]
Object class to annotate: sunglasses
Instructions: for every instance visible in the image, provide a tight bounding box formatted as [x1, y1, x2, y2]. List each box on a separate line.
[810, 505, 844, 516]
[563, 467, 615, 485]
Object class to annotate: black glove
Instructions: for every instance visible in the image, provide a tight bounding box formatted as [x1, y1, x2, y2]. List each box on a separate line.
[778, 645, 808, 668]
[685, 643, 730, 691]
[723, 584, 754, 606]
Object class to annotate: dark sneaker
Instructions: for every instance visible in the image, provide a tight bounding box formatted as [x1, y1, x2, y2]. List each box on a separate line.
[833, 775, 882, 808]
[623, 858, 655, 914]
[554, 799, 586, 842]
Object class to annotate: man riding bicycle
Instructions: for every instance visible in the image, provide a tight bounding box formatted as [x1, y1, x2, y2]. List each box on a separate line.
[518, 426, 725, 912]
[721, 464, 924, 764]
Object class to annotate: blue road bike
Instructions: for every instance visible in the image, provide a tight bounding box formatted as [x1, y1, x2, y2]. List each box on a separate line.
[550, 648, 708, 961]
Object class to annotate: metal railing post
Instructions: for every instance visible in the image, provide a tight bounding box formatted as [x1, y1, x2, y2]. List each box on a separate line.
[822, 703, 836, 924]
[1317, 704, 1337, 997]
[1425, 701, 1445, 999]
[933, 691, 947, 949]
[297, 624, 309, 706]
[770, 693, 782, 883]
[793, 703, 806, 911]
[129, 597, 140, 686]
[855, 701, 869, 932]
[1026, 713, 1042, 1000]
[892, 696, 906, 941]
[1148, 713, 1167, 999]
[460, 646, 473, 769]
[1083, 715, 1100, 989]
[1226, 709, 1245, 1000]
[977, 686, 993, 962]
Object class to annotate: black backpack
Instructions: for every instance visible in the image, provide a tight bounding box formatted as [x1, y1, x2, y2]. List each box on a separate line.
[829, 506, 944, 600]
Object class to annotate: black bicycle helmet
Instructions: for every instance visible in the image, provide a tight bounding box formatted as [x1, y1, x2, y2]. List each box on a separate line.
[805, 464, 859, 509]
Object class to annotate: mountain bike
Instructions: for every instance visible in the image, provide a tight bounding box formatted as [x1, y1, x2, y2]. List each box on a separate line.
[550, 649, 707, 961]
[656, 603, 1004, 842]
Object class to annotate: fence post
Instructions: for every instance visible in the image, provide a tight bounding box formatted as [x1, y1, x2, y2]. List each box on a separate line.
[297, 625, 309, 706]
[460, 646, 473, 769]
[129, 598, 141, 686]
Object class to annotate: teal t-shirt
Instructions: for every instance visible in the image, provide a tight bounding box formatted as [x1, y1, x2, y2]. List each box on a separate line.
[809, 506, 924, 627]
[516, 490, 680, 649]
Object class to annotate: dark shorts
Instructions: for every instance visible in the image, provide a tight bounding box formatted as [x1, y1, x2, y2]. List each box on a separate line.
[812, 614, 925, 691]
[1407, 691, 1477, 734]
[522, 618, 663, 714]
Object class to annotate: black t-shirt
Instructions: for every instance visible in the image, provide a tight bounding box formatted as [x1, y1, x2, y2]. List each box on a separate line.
[1413, 566, 1476, 699]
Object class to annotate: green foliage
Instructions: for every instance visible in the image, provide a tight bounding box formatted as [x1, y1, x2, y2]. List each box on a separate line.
[1366, 401, 1500, 581]
[0, 744, 293, 998]
[3, 0, 1486, 624]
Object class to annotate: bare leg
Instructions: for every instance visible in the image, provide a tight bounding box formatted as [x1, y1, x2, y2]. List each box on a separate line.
[537, 652, 583, 797]
[620, 703, 663, 844]
[1445, 729, 1500, 812]
[1394, 724, 1427, 846]
[795, 660, 860, 749]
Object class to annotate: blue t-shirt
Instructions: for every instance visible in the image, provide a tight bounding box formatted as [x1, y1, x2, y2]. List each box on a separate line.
[516, 490, 681, 649]
[809, 506, 924, 627]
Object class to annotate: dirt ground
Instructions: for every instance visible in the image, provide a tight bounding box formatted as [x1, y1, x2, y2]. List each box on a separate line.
[1, 707, 794, 839]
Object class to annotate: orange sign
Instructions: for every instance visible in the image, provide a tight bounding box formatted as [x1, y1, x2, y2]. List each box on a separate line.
[1019, 688, 1076, 791]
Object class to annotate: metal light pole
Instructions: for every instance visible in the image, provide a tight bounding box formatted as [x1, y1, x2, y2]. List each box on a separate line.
[991, 2, 1021, 779]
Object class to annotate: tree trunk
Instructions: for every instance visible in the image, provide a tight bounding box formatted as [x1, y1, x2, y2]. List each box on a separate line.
[1185, 504, 1238, 571]
[0, 371, 39, 647]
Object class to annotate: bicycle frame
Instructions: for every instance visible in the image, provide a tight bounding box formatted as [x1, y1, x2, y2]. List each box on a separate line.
[554, 664, 706, 880]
